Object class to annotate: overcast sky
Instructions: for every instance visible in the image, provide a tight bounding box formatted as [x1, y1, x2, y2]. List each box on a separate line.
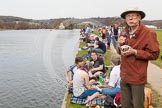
[0, 0, 161, 20]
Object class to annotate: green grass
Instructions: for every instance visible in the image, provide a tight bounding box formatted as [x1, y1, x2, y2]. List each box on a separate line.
[76, 42, 88, 57]
[151, 30, 162, 68]
[92, 29, 99, 36]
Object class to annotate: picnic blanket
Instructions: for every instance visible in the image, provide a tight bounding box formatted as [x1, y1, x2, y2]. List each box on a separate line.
[70, 94, 105, 106]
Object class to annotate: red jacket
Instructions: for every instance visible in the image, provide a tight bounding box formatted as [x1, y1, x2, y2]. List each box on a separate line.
[119, 22, 160, 84]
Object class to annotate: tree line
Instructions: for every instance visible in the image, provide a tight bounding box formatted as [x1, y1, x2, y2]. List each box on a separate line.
[0, 20, 75, 30]
[0, 21, 50, 30]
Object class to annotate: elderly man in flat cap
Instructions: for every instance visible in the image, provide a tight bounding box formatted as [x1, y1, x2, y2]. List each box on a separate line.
[116, 7, 160, 108]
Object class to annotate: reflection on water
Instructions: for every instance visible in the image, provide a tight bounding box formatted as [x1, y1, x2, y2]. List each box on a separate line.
[0, 29, 79, 108]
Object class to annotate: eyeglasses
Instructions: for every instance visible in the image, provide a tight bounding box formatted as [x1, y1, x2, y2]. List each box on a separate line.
[125, 14, 138, 19]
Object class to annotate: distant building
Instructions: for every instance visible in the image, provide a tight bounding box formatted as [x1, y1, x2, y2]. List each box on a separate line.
[59, 23, 65, 29]
[145, 25, 157, 29]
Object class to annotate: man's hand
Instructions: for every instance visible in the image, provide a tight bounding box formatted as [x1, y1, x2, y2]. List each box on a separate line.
[118, 36, 126, 45]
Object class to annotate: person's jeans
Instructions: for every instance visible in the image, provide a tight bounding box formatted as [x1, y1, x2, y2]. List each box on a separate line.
[107, 36, 111, 46]
[79, 89, 100, 99]
[111, 35, 118, 48]
[92, 48, 104, 54]
[120, 80, 144, 108]
[102, 87, 120, 97]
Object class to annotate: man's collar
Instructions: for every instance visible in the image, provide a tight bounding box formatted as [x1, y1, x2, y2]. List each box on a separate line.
[127, 22, 143, 38]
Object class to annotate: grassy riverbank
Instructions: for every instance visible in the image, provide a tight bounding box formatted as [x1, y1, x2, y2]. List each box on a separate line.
[64, 29, 162, 108]
[65, 41, 111, 108]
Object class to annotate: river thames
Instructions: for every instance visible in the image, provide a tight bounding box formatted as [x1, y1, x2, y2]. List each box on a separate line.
[0, 29, 79, 108]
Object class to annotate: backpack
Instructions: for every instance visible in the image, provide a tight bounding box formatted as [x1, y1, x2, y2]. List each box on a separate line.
[68, 65, 77, 79]
[67, 65, 76, 93]
[104, 95, 116, 108]
[114, 92, 121, 108]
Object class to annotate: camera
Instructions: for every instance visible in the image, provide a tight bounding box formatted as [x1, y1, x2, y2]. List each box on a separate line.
[120, 45, 129, 52]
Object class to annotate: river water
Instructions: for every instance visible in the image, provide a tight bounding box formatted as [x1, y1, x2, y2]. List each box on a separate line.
[0, 29, 80, 108]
